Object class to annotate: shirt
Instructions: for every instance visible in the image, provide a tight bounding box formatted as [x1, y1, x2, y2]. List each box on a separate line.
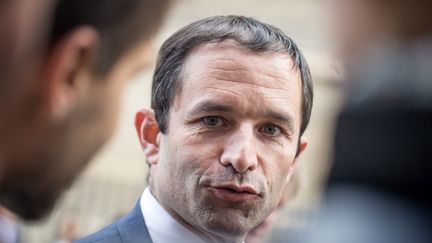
[140, 187, 207, 243]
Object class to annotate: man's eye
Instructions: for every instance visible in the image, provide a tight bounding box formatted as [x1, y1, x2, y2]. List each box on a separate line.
[259, 124, 282, 136]
[202, 116, 224, 127]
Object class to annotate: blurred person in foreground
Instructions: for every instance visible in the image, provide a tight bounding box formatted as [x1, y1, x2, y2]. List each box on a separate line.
[291, 0, 432, 242]
[77, 15, 313, 243]
[0, 0, 171, 221]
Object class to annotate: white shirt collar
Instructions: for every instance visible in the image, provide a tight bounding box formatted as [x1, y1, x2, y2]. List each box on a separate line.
[140, 187, 207, 243]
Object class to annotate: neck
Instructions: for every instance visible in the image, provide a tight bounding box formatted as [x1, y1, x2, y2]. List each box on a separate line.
[172, 217, 246, 243]
[189, 227, 245, 243]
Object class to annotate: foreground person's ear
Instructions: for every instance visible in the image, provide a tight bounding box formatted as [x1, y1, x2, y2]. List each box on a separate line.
[135, 108, 160, 165]
[42, 26, 99, 121]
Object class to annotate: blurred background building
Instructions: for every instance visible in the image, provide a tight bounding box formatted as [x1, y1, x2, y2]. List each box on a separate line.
[19, 0, 342, 242]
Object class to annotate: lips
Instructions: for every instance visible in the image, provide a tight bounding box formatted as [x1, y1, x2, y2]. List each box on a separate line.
[216, 184, 258, 194]
[207, 183, 259, 202]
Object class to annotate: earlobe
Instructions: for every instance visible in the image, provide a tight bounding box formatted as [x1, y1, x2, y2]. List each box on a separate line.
[41, 26, 99, 122]
[293, 136, 308, 165]
[135, 108, 161, 165]
[287, 136, 308, 183]
[297, 136, 308, 157]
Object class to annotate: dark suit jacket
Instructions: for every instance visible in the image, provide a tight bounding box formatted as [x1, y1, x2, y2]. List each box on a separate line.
[75, 201, 153, 243]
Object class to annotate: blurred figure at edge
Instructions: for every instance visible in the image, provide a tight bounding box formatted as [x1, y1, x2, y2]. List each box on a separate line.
[0, 0, 172, 221]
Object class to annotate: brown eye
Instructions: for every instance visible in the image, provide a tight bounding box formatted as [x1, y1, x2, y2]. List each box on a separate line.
[259, 124, 282, 136]
[202, 116, 224, 127]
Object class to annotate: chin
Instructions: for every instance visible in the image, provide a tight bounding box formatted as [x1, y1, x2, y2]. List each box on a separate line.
[206, 222, 250, 239]
[0, 183, 60, 220]
[0, 159, 76, 220]
[200, 211, 254, 236]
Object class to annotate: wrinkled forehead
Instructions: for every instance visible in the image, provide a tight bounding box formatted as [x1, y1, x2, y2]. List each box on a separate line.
[181, 41, 300, 91]
[173, 41, 303, 123]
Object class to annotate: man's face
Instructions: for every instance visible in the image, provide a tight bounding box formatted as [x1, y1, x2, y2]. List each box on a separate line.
[151, 41, 306, 239]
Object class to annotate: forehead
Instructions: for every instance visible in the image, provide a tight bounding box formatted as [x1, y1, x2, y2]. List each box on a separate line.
[183, 41, 298, 88]
[174, 41, 302, 118]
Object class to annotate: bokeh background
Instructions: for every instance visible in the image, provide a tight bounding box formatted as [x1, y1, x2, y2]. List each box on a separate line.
[19, 0, 343, 242]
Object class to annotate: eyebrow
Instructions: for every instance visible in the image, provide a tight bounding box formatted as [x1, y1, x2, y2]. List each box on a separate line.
[187, 100, 296, 133]
[187, 101, 233, 117]
[263, 110, 295, 134]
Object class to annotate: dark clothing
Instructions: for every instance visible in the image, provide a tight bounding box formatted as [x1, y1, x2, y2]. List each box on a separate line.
[75, 201, 152, 243]
[291, 40, 432, 243]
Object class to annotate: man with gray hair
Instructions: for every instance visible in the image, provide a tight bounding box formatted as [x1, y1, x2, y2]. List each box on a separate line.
[78, 15, 313, 243]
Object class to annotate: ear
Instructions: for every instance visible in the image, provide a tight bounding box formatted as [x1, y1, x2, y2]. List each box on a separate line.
[135, 108, 161, 165]
[286, 136, 308, 183]
[41, 26, 99, 121]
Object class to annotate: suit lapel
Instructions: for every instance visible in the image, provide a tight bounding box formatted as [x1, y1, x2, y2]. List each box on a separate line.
[116, 200, 153, 243]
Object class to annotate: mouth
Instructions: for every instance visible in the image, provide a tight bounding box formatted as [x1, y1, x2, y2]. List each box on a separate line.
[207, 184, 259, 202]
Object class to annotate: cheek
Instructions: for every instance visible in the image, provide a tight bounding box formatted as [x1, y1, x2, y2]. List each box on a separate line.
[177, 145, 219, 183]
[261, 147, 296, 192]
[173, 127, 223, 167]
[160, 136, 206, 180]
[99, 78, 129, 133]
[93, 98, 121, 142]
[165, 135, 226, 197]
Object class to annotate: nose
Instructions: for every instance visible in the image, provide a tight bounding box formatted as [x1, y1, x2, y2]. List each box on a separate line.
[220, 125, 258, 173]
